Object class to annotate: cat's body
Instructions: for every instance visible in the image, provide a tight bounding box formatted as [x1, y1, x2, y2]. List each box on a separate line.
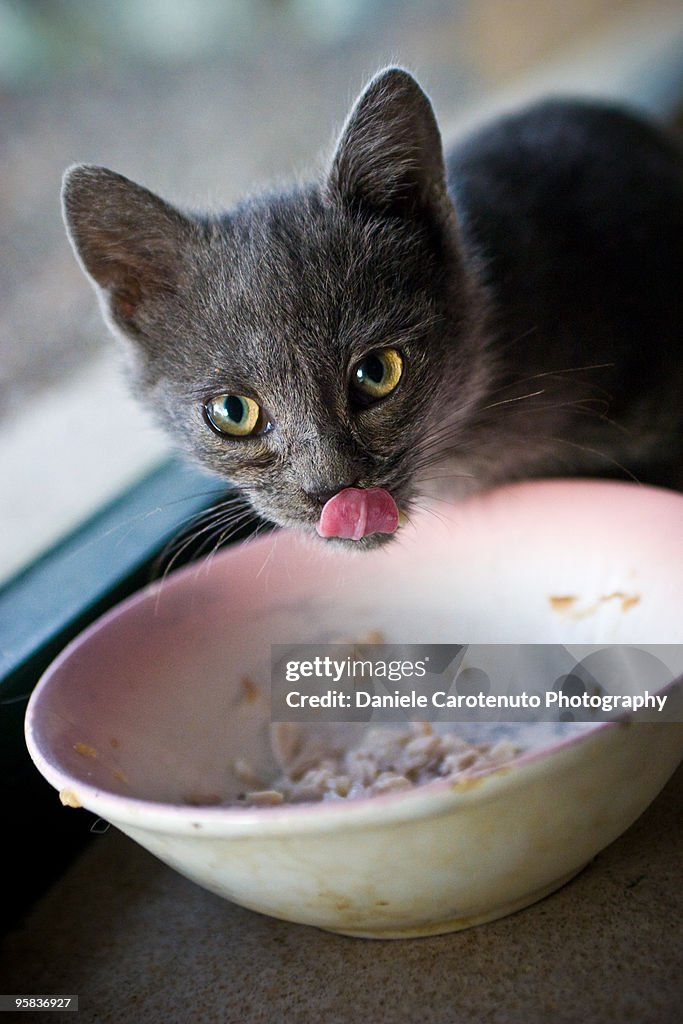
[62, 69, 683, 546]
[443, 99, 683, 490]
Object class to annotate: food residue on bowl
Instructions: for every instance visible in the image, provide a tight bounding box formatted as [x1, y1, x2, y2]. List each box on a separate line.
[549, 592, 641, 617]
[59, 788, 82, 808]
[73, 742, 98, 758]
[240, 676, 262, 704]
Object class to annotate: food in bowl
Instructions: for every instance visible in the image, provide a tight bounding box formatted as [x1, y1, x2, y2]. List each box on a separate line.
[236, 722, 522, 805]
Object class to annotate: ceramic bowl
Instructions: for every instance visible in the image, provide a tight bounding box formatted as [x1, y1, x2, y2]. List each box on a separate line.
[25, 480, 683, 938]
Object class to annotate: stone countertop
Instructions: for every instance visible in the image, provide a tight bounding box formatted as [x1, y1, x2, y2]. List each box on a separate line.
[1, 764, 681, 1024]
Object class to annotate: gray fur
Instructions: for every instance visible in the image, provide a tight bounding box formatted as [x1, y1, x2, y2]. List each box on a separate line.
[62, 67, 683, 548]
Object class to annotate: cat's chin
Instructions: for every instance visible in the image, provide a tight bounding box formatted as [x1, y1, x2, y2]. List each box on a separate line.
[310, 529, 398, 552]
[265, 517, 398, 551]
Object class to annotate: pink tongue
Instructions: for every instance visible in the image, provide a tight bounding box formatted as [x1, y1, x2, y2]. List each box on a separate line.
[316, 487, 399, 541]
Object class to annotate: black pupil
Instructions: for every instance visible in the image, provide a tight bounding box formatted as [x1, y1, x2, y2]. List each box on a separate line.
[225, 395, 245, 423]
[360, 354, 384, 385]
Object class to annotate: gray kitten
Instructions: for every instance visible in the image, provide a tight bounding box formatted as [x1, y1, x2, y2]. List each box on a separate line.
[62, 68, 683, 548]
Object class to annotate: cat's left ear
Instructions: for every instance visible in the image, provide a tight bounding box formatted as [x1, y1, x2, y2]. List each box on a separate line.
[327, 67, 452, 222]
[61, 164, 194, 338]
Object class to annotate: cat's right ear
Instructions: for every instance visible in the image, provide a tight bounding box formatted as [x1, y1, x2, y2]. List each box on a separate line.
[61, 165, 192, 336]
[327, 67, 452, 225]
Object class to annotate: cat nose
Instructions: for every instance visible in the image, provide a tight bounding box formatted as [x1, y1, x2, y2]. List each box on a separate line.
[308, 481, 359, 505]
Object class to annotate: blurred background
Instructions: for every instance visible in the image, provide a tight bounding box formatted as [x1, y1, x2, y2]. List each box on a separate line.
[1, 0, 682, 583]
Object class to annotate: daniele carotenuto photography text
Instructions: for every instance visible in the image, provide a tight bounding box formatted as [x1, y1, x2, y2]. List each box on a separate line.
[270, 644, 682, 723]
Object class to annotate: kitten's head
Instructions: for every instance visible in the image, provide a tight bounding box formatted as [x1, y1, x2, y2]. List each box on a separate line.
[62, 68, 490, 548]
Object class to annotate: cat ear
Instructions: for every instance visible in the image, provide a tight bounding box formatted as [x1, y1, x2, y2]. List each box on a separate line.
[61, 165, 192, 333]
[327, 67, 450, 219]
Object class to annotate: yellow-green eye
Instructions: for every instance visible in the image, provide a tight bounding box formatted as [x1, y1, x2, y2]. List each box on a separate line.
[204, 394, 263, 437]
[351, 348, 404, 404]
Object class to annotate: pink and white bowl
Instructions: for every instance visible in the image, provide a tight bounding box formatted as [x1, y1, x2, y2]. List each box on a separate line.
[25, 480, 683, 938]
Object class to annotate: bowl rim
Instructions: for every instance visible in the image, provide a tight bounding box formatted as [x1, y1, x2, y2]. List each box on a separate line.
[25, 701, 683, 836]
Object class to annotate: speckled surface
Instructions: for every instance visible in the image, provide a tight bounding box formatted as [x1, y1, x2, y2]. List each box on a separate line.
[1, 764, 681, 1024]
